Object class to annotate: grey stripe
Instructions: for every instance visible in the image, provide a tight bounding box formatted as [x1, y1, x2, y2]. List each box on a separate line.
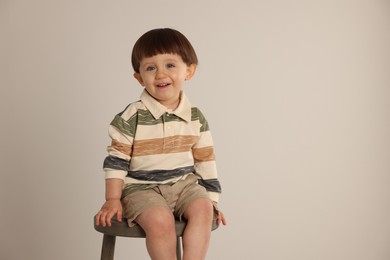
[127, 166, 195, 181]
[198, 179, 222, 193]
[103, 156, 129, 171]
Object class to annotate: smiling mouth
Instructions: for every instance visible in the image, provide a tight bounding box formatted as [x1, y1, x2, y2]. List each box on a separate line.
[157, 83, 171, 87]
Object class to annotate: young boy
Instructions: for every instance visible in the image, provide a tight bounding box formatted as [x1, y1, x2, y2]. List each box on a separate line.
[96, 28, 226, 260]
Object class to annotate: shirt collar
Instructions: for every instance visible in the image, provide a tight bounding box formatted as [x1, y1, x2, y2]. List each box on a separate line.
[140, 90, 192, 122]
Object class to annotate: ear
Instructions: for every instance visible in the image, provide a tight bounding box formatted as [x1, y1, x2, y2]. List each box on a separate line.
[185, 64, 197, 80]
[133, 72, 144, 86]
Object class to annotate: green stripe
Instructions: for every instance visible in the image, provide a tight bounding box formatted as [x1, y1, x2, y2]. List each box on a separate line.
[113, 108, 210, 134]
[191, 107, 199, 121]
[111, 114, 137, 137]
[137, 109, 190, 125]
[137, 109, 163, 125]
[193, 108, 210, 132]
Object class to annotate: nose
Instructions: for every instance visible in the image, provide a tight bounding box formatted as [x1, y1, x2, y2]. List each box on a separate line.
[155, 68, 167, 79]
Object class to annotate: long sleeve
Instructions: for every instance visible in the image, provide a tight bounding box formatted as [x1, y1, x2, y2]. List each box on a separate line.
[192, 108, 221, 202]
[103, 110, 137, 180]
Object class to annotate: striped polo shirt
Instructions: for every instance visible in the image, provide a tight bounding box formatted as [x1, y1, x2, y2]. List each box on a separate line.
[103, 90, 221, 202]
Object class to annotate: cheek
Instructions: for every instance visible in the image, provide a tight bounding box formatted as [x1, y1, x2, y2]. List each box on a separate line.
[142, 75, 154, 84]
[178, 70, 188, 80]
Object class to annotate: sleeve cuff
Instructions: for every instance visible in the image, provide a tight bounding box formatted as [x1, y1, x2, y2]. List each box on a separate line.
[104, 170, 127, 180]
[208, 191, 220, 202]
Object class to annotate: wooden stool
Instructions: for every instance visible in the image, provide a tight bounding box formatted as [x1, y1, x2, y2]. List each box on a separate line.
[94, 216, 219, 260]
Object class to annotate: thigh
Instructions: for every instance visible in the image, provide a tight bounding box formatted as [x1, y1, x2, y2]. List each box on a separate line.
[174, 175, 212, 219]
[121, 187, 171, 227]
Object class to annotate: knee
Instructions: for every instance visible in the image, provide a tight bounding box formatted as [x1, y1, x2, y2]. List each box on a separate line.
[138, 207, 176, 236]
[184, 199, 214, 222]
[152, 210, 175, 233]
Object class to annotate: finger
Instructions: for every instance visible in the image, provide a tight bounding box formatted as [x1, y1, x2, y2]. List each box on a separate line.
[117, 210, 123, 222]
[100, 212, 108, 227]
[216, 212, 226, 225]
[221, 213, 227, 225]
[95, 212, 102, 226]
[106, 212, 114, 227]
[95, 213, 100, 226]
[221, 216, 227, 225]
[216, 212, 222, 225]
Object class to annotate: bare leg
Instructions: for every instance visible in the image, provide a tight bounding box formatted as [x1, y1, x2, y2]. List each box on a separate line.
[136, 206, 177, 260]
[182, 199, 214, 260]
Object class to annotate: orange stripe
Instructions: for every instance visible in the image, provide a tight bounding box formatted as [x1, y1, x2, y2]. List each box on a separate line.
[111, 139, 132, 155]
[132, 135, 199, 157]
[192, 146, 215, 162]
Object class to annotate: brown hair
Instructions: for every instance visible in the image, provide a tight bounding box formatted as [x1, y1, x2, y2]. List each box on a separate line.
[131, 28, 198, 73]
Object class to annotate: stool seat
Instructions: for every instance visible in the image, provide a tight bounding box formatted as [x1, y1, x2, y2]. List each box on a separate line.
[94, 215, 219, 260]
[94, 216, 190, 237]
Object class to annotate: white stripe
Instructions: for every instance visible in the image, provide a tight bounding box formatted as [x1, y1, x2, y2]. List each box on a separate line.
[107, 147, 131, 160]
[135, 120, 200, 139]
[130, 152, 194, 171]
[193, 130, 214, 148]
[119, 102, 143, 121]
[104, 169, 127, 180]
[124, 175, 187, 185]
[194, 161, 218, 179]
[108, 125, 133, 144]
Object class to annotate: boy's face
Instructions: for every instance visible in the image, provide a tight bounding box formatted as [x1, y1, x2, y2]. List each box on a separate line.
[134, 53, 196, 110]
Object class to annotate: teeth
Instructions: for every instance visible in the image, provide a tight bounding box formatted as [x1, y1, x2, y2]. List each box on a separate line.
[158, 83, 169, 87]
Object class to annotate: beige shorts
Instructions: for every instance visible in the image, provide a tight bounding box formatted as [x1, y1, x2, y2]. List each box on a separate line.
[121, 174, 211, 227]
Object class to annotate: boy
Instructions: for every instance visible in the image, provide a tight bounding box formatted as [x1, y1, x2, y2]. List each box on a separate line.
[96, 28, 226, 260]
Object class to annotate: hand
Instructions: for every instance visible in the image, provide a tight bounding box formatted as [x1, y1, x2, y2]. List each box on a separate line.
[95, 199, 123, 227]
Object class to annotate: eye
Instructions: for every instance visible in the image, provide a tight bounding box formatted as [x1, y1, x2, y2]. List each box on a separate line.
[146, 66, 156, 71]
[166, 63, 175, 69]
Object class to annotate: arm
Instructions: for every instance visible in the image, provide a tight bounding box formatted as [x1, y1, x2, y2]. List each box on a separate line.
[95, 178, 124, 227]
[96, 111, 136, 226]
[194, 109, 226, 224]
[193, 108, 221, 201]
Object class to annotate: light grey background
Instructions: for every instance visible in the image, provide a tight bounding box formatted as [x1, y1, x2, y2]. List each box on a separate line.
[1, 0, 390, 259]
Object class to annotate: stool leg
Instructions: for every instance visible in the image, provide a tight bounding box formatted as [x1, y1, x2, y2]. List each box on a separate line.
[101, 234, 116, 260]
[176, 236, 182, 260]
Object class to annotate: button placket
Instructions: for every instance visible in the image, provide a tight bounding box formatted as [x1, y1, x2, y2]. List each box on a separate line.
[162, 113, 173, 150]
